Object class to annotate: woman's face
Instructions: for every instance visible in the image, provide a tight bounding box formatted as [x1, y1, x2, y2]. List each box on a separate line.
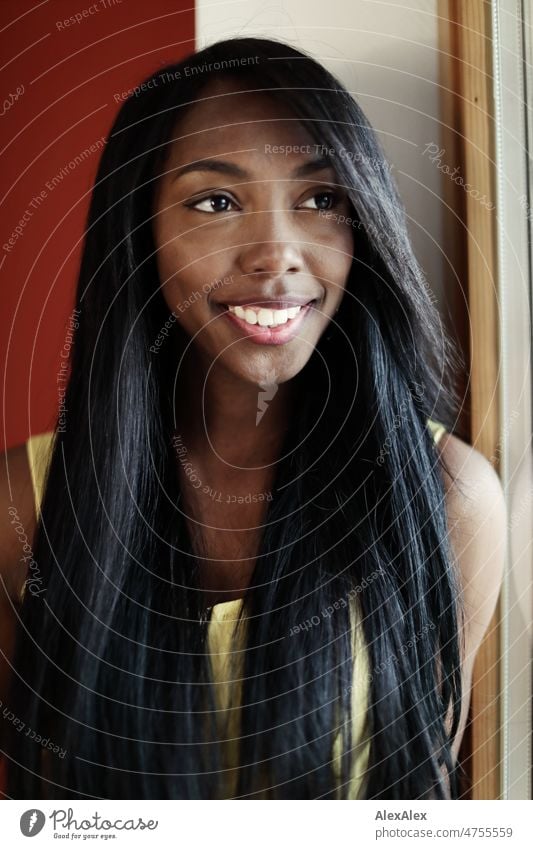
[152, 77, 354, 387]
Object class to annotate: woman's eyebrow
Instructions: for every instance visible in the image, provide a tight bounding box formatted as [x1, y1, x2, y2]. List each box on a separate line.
[292, 155, 332, 177]
[171, 154, 334, 182]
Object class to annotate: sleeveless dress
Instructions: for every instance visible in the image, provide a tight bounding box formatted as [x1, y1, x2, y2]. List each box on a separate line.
[21, 418, 447, 799]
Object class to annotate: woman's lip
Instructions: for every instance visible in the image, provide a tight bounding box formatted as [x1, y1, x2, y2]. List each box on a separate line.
[220, 300, 316, 346]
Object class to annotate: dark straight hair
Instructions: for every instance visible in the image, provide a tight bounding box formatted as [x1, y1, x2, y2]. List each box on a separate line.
[3, 36, 466, 799]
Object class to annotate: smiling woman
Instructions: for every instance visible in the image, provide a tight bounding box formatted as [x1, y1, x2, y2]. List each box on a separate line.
[152, 79, 353, 379]
[0, 36, 505, 801]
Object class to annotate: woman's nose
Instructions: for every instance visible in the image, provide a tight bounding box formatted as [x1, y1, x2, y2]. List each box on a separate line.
[236, 209, 304, 277]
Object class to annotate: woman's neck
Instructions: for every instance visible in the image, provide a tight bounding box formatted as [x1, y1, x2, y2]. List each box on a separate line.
[173, 356, 294, 607]
[175, 357, 293, 469]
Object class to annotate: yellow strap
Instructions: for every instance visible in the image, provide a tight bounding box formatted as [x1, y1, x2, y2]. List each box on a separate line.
[20, 431, 54, 603]
[26, 431, 55, 519]
[427, 417, 446, 445]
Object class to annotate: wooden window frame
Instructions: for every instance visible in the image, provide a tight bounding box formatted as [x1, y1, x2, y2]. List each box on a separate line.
[438, 0, 502, 799]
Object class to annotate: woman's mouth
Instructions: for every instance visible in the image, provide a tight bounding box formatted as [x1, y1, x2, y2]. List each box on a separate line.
[228, 302, 305, 327]
[217, 299, 318, 345]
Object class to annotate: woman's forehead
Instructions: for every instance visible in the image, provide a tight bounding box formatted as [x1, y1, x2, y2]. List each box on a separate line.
[165, 87, 317, 169]
[169, 78, 306, 139]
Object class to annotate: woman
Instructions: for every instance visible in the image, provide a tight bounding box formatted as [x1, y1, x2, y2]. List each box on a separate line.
[0, 36, 505, 800]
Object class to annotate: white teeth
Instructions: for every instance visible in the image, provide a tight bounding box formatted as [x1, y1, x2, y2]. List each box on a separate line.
[227, 304, 303, 327]
[244, 308, 258, 324]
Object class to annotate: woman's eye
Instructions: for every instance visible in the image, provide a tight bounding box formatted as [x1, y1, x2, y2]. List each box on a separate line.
[299, 191, 341, 211]
[185, 190, 341, 214]
[187, 194, 239, 213]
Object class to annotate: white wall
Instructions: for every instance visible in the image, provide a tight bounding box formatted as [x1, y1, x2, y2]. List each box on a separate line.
[196, 0, 449, 307]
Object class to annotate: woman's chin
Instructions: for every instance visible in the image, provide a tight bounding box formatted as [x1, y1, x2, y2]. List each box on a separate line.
[234, 358, 310, 389]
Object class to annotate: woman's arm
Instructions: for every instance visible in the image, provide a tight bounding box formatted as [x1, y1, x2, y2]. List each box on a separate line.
[440, 432, 507, 764]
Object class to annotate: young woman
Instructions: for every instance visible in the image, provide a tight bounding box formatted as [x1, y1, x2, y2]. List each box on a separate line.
[0, 36, 505, 800]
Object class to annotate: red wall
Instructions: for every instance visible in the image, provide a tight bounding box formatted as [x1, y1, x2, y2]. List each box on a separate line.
[0, 0, 195, 450]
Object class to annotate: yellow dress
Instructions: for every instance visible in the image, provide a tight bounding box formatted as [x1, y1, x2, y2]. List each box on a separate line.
[24, 418, 447, 799]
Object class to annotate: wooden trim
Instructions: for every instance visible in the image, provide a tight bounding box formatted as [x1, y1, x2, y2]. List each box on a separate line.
[438, 0, 502, 799]
[437, 0, 471, 444]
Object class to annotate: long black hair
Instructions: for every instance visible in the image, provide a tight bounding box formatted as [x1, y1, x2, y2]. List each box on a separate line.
[3, 36, 466, 799]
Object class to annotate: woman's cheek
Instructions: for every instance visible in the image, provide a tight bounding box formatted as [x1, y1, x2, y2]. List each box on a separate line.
[311, 224, 353, 276]
[327, 217, 354, 247]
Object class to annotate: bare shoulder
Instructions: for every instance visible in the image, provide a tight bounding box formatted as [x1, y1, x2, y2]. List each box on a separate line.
[0, 441, 36, 601]
[435, 431, 506, 762]
[438, 431, 506, 648]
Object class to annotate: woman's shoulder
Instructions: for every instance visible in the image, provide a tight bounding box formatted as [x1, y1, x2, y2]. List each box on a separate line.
[437, 428, 505, 528]
[437, 429, 506, 648]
